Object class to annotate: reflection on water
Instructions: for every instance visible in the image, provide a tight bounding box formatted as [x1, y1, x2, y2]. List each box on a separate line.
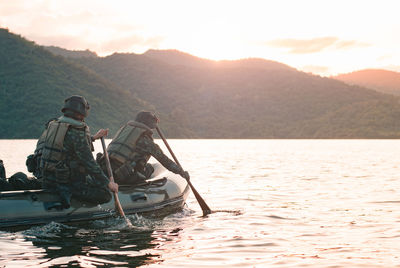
[1, 139, 400, 267]
[0, 212, 192, 267]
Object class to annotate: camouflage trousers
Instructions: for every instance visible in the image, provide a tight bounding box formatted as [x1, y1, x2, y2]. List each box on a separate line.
[112, 162, 154, 185]
[43, 175, 112, 208]
[97, 154, 154, 185]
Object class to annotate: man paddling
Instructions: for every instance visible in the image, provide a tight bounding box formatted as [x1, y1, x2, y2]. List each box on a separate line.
[40, 95, 118, 208]
[99, 111, 189, 185]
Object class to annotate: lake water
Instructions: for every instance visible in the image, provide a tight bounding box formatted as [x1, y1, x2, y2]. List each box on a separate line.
[1, 139, 400, 267]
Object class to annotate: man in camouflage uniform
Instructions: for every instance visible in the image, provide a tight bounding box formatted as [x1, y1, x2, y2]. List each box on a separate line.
[100, 111, 189, 185]
[41, 95, 118, 208]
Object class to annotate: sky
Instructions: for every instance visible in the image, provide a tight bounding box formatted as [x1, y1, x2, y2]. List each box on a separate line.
[1, 0, 399, 76]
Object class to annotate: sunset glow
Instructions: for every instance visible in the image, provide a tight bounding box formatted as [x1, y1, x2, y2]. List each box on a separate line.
[1, 0, 399, 76]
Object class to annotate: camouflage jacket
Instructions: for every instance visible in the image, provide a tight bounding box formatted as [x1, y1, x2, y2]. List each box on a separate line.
[44, 126, 109, 187]
[135, 134, 183, 175]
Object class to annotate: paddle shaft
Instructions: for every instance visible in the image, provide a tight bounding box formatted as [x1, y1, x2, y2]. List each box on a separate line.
[100, 137, 132, 226]
[156, 126, 212, 216]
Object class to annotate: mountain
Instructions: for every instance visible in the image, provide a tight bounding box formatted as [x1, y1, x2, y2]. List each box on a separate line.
[144, 49, 295, 71]
[144, 49, 214, 69]
[72, 49, 400, 138]
[333, 69, 400, 95]
[4, 28, 400, 139]
[44, 46, 98, 58]
[0, 28, 151, 139]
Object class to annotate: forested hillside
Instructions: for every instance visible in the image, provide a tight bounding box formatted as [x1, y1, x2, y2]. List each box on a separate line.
[334, 69, 400, 96]
[0, 28, 151, 138]
[72, 50, 400, 138]
[3, 27, 400, 139]
[44, 46, 98, 58]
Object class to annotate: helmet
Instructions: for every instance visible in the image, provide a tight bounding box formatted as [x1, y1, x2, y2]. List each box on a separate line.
[135, 111, 159, 129]
[61, 95, 90, 117]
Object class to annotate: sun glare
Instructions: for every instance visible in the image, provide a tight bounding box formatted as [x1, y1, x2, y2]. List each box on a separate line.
[1, 0, 400, 75]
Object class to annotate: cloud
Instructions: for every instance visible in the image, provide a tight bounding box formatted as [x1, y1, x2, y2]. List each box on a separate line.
[334, 40, 370, 49]
[27, 33, 92, 49]
[0, 1, 155, 55]
[266, 37, 370, 54]
[24, 32, 165, 55]
[0, 0, 45, 17]
[100, 35, 165, 53]
[382, 65, 400, 73]
[267, 37, 338, 54]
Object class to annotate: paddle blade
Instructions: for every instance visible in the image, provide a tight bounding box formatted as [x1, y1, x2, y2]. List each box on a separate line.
[187, 180, 212, 216]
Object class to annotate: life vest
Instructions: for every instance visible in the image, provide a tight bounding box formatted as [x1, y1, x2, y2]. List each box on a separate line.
[34, 118, 56, 158]
[35, 129, 48, 155]
[26, 128, 50, 175]
[108, 121, 153, 165]
[40, 116, 90, 172]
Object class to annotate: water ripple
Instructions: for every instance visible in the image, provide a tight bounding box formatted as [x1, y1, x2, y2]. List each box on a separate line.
[2, 140, 400, 267]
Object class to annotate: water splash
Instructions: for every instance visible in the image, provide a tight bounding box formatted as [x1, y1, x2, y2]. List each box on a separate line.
[23, 222, 75, 238]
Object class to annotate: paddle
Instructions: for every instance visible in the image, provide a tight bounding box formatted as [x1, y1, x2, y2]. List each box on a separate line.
[101, 137, 133, 227]
[156, 126, 212, 216]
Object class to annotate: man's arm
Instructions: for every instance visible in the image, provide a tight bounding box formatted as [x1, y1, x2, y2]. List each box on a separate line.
[136, 136, 184, 175]
[68, 128, 110, 187]
[91, 128, 109, 142]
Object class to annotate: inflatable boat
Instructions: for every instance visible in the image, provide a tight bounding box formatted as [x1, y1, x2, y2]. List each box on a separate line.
[0, 163, 190, 229]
